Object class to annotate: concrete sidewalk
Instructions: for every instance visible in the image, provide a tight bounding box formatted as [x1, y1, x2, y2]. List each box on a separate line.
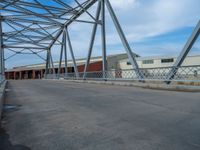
[57, 79, 200, 92]
[1, 80, 200, 150]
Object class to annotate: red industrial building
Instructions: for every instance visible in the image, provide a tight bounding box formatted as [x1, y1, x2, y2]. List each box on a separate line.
[5, 54, 128, 80]
[5, 61, 102, 80]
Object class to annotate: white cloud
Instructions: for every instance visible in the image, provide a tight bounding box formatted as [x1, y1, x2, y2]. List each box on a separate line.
[107, 0, 200, 39]
[4, 0, 200, 68]
[48, 0, 200, 63]
[109, 0, 137, 9]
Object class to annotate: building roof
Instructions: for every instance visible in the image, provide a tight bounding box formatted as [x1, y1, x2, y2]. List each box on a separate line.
[6, 53, 129, 72]
[8, 53, 199, 72]
[119, 54, 200, 62]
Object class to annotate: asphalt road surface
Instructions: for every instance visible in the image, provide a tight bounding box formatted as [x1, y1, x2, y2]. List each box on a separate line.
[1, 80, 200, 150]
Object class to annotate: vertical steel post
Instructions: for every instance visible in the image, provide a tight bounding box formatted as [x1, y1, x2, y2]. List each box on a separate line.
[66, 27, 79, 78]
[45, 48, 50, 77]
[83, 1, 101, 79]
[105, 0, 143, 80]
[58, 29, 65, 78]
[2, 42, 4, 80]
[101, 0, 107, 79]
[166, 20, 200, 83]
[0, 15, 4, 81]
[45, 48, 55, 77]
[50, 50, 55, 75]
[63, 28, 68, 76]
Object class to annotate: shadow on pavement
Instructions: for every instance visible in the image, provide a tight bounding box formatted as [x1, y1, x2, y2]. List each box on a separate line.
[0, 127, 31, 150]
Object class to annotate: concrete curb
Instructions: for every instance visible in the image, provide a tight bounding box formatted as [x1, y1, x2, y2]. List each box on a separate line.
[0, 80, 7, 122]
[44, 79, 200, 92]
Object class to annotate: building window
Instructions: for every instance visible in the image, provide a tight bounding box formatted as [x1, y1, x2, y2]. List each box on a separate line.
[161, 58, 174, 63]
[127, 62, 131, 65]
[142, 60, 154, 64]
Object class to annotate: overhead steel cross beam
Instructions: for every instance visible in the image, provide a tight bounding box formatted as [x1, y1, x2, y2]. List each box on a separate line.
[45, 0, 99, 77]
[83, 1, 101, 79]
[166, 20, 200, 84]
[47, 0, 98, 49]
[1, 0, 142, 81]
[0, 0, 73, 67]
[104, 0, 143, 80]
[83, 0, 143, 80]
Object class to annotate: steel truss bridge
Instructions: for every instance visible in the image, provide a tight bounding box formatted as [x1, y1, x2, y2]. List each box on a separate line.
[0, 0, 200, 84]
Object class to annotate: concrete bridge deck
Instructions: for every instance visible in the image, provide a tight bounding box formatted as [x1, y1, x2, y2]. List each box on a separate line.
[1, 80, 200, 150]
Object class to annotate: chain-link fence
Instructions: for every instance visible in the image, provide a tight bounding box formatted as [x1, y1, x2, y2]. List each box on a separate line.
[0, 74, 6, 121]
[45, 65, 200, 83]
[0, 75, 5, 85]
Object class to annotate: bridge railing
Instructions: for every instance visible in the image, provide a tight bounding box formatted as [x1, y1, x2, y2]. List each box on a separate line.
[45, 65, 200, 83]
[0, 74, 6, 121]
[0, 75, 5, 85]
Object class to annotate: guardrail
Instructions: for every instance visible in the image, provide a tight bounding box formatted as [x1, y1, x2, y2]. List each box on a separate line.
[45, 65, 200, 83]
[0, 75, 6, 122]
[0, 75, 5, 85]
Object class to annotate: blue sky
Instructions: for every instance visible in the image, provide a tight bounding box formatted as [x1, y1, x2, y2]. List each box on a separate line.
[3, 0, 200, 68]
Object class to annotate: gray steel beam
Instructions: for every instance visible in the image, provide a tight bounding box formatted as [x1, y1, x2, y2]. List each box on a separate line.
[5, 48, 26, 60]
[45, 49, 55, 75]
[58, 29, 65, 78]
[4, 21, 47, 48]
[5, 17, 57, 26]
[27, 49, 46, 61]
[105, 0, 144, 80]
[5, 20, 50, 37]
[53, 0, 73, 10]
[2, 1, 68, 13]
[0, 16, 4, 80]
[4, 24, 60, 35]
[63, 28, 68, 75]
[33, 0, 55, 17]
[66, 28, 79, 78]
[4, 1, 62, 26]
[101, 0, 107, 79]
[1, 0, 143, 82]
[4, 24, 58, 36]
[1, 0, 19, 9]
[1, 1, 98, 77]
[36, 24, 62, 45]
[45, 49, 50, 77]
[4, 35, 49, 40]
[83, 1, 101, 79]
[3, 45, 48, 49]
[36, 28, 63, 44]
[48, 0, 98, 49]
[74, 0, 96, 21]
[166, 20, 200, 83]
[50, 50, 55, 75]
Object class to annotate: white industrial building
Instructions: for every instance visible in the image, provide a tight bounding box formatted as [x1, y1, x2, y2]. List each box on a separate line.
[116, 54, 200, 80]
[5, 53, 200, 80]
[118, 55, 200, 69]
